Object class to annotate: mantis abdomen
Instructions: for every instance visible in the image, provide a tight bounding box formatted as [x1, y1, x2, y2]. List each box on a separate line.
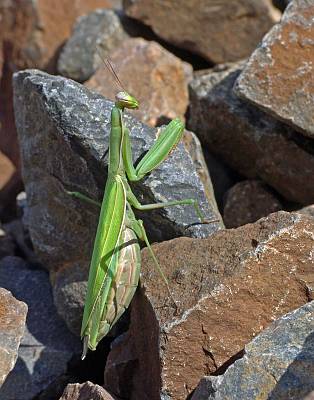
[97, 221, 141, 343]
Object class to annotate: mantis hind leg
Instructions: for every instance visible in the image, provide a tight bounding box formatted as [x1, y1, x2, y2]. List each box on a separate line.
[66, 191, 101, 208]
[128, 217, 178, 311]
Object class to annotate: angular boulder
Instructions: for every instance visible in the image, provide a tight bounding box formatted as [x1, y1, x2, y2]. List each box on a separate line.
[86, 37, 193, 126]
[0, 288, 27, 388]
[193, 301, 314, 400]
[104, 212, 314, 399]
[123, 0, 280, 64]
[188, 62, 314, 204]
[235, 0, 314, 138]
[0, 257, 81, 400]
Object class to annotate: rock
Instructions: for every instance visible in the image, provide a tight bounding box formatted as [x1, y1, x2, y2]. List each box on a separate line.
[183, 130, 221, 218]
[188, 62, 314, 205]
[86, 37, 193, 126]
[0, 0, 112, 71]
[0, 257, 81, 400]
[296, 204, 314, 219]
[104, 211, 314, 400]
[59, 381, 115, 400]
[223, 180, 282, 228]
[235, 0, 314, 138]
[13, 70, 222, 334]
[0, 0, 113, 200]
[58, 9, 128, 82]
[0, 288, 27, 388]
[194, 301, 314, 400]
[123, 0, 280, 64]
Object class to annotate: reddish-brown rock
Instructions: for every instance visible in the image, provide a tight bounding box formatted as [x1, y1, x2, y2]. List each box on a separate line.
[123, 0, 280, 64]
[0, 0, 112, 171]
[0, 287, 27, 387]
[223, 180, 282, 228]
[86, 38, 192, 126]
[105, 212, 314, 400]
[0, 150, 21, 219]
[188, 62, 314, 205]
[235, 0, 314, 138]
[59, 382, 115, 400]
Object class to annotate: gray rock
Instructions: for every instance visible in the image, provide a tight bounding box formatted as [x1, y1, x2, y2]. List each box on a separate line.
[13, 70, 222, 335]
[0, 257, 81, 400]
[0, 287, 27, 388]
[188, 62, 314, 205]
[58, 9, 128, 82]
[235, 0, 314, 138]
[193, 301, 314, 400]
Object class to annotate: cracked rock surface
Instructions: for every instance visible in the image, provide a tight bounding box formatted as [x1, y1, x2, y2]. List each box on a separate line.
[0, 287, 27, 388]
[188, 61, 314, 205]
[0, 256, 80, 400]
[235, 0, 314, 138]
[104, 211, 314, 400]
[193, 301, 314, 400]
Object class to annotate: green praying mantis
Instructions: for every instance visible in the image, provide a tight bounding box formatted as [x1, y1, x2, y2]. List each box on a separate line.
[68, 60, 213, 360]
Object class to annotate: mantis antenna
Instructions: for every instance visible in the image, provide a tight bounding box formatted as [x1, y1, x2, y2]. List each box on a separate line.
[95, 46, 126, 92]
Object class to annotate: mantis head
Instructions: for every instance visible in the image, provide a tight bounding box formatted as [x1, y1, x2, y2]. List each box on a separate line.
[115, 91, 139, 110]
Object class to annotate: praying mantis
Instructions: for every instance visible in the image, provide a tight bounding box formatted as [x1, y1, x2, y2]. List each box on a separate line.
[68, 62, 212, 360]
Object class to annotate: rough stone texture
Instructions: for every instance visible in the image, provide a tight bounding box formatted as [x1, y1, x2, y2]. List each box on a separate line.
[0, 288, 27, 388]
[0, 0, 110, 171]
[104, 212, 314, 400]
[188, 62, 314, 205]
[59, 382, 115, 400]
[86, 38, 193, 126]
[58, 9, 128, 82]
[195, 301, 314, 400]
[0, 257, 81, 400]
[123, 0, 280, 64]
[13, 70, 222, 335]
[297, 204, 314, 219]
[183, 130, 221, 219]
[235, 0, 314, 138]
[223, 180, 282, 228]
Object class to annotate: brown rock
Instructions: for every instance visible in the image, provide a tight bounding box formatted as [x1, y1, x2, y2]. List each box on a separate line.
[123, 0, 280, 64]
[59, 381, 115, 400]
[235, 0, 314, 138]
[104, 212, 314, 400]
[0, 0, 112, 172]
[86, 37, 192, 126]
[188, 62, 314, 205]
[223, 180, 282, 228]
[0, 287, 27, 387]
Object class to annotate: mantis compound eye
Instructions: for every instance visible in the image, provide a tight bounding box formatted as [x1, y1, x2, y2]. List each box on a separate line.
[115, 91, 139, 110]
